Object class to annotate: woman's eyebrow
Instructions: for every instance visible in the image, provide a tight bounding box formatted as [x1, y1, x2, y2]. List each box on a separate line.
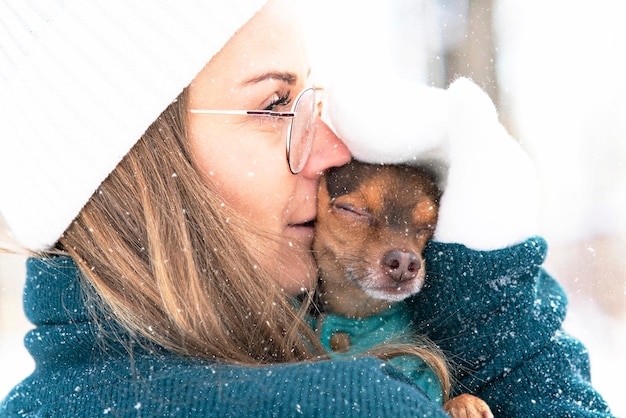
[241, 71, 297, 86]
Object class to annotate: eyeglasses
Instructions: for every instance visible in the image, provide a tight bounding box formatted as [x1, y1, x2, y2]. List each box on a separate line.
[189, 87, 319, 174]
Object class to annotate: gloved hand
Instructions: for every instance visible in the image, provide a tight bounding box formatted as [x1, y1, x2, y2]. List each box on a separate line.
[325, 76, 539, 251]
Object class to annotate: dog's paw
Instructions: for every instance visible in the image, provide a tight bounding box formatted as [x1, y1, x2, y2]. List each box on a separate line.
[443, 393, 493, 418]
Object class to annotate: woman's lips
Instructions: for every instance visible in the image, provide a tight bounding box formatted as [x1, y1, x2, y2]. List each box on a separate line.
[297, 219, 315, 228]
[288, 219, 315, 231]
[287, 219, 316, 245]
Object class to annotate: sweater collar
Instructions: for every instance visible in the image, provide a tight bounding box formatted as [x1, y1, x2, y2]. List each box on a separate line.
[23, 256, 90, 326]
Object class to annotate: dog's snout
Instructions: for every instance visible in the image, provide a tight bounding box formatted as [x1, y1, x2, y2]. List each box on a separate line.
[382, 250, 421, 282]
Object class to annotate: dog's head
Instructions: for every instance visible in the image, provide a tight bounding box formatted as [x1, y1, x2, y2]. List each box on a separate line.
[314, 160, 440, 318]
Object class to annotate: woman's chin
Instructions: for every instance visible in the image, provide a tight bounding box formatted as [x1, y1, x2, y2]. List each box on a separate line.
[246, 228, 317, 295]
[285, 223, 315, 249]
[275, 254, 317, 296]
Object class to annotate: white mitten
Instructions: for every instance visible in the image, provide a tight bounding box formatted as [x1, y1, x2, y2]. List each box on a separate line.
[326, 76, 539, 251]
[435, 78, 539, 250]
[324, 75, 451, 191]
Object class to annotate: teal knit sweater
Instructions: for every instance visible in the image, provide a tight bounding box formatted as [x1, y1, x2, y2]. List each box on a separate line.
[1, 237, 614, 417]
[317, 303, 444, 404]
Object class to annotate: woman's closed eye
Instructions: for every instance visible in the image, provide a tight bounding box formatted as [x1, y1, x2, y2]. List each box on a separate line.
[263, 91, 292, 111]
[252, 90, 294, 128]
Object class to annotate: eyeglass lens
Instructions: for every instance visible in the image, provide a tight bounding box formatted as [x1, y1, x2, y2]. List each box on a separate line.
[288, 88, 316, 174]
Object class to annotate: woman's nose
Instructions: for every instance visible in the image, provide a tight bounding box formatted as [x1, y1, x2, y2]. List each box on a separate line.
[299, 119, 351, 177]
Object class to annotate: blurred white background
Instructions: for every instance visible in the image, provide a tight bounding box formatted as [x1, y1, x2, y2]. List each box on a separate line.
[306, 0, 626, 414]
[2, 0, 625, 415]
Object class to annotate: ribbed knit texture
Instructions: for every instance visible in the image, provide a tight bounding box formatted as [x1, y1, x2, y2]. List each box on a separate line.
[1, 238, 615, 417]
[411, 238, 614, 417]
[317, 303, 443, 403]
[0, 1, 265, 250]
[1, 257, 446, 417]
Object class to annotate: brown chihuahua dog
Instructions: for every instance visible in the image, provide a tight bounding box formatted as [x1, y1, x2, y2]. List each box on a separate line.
[314, 160, 493, 418]
[314, 160, 440, 318]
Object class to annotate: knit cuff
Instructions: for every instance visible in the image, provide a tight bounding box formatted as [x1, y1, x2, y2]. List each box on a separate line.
[415, 236, 548, 318]
[407, 237, 568, 388]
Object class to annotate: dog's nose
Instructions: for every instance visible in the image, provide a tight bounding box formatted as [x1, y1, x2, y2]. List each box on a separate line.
[382, 250, 421, 282]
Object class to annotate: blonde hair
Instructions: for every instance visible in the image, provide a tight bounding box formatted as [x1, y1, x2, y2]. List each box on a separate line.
[55, 89, 451, 400]
[58, 89, 322, 364]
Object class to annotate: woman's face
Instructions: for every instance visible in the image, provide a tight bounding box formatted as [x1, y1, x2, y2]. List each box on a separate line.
[187, 0, 351, 295]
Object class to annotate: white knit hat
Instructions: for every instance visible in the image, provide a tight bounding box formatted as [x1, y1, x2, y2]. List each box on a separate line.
[0, 1, 266, 251]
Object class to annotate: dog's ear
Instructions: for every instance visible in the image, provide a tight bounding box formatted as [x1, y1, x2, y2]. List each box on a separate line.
[325, 160, 373, 200]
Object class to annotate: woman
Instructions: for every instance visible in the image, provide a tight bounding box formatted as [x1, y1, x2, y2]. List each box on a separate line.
[0, 0, 613, 416]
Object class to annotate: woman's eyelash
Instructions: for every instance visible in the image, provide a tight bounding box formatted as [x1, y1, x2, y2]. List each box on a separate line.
[264, 92, 292, 111]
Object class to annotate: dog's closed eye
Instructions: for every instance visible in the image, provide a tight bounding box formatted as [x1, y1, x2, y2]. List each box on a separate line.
[332, 201, 372, 222]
